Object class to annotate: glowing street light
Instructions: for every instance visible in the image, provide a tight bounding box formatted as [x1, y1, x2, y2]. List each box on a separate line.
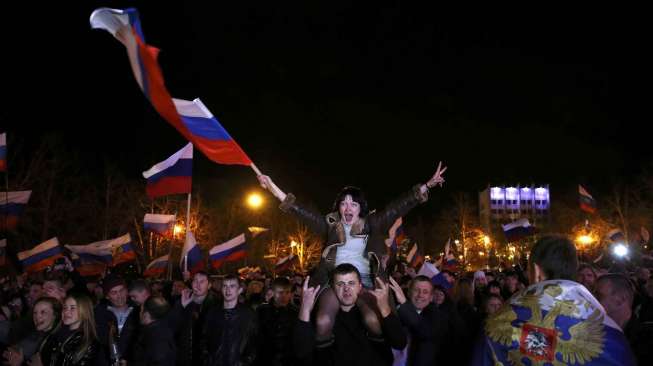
[613, 243, 629, 258]
[246, 192, 264, 209]
[173, 224, 184, 236]
[483, 235, 490, 246]
[576, 235, 595, 246]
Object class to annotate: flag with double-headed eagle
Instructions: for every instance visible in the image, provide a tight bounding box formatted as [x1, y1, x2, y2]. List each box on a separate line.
[472, 279, 635, 365]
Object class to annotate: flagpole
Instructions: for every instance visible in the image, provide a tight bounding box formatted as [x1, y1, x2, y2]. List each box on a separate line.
[250, 163, 262, 176]
[184, 192, 191, 273]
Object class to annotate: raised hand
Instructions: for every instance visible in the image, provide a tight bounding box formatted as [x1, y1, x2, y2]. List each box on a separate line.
[426, 161, 447, 188]
[388, 277, 407, 305]
[181, 288, 193, 308]
[298, 276, 320, 322]
[257, 175, 287, 201]
[370, 278, 392, 317]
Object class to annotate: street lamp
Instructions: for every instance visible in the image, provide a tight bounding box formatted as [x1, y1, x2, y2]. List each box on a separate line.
[173, 224, 184, 237]
[246, 192, 264, 209]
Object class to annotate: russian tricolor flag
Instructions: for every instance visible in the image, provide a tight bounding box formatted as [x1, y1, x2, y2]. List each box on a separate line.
[90, 8, 252, 166]
[18, 238, 63, 273]
[109, 233, 137, 266]
[144, 255, 169, 277]
[71, 253, 107, 277]
[143, 213, 176, 237]
[0, 191, 32, 230]
[579, 185, 597, 214]
[181, 232, 204, 274]
[0, 133, 6, 172]
[65, 238, 115, 264]
[502, 218, 537, 242]
[142, 144, 192, 199]
[385, 217, 405, 253]
[209, 233, 247, 269]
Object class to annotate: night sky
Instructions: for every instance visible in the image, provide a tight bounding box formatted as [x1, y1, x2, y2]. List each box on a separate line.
[2, 3, 649, 214]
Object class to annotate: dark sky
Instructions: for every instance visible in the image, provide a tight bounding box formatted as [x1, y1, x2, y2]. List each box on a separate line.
[2, 3, 649, 212]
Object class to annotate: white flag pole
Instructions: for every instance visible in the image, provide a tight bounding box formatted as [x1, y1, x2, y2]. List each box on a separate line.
[184, 192, 191, 273]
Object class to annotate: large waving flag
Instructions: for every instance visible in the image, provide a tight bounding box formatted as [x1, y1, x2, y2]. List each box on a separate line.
[18, 238, 63, 273]
[90, 8, 252, 166]
[0, 191, 32, 230]
[579, 185, 597, 214]
[66, 234, 135, 266]
[144, 255, 169, 277]
[209, 233, 247, 269]
[473, 279, 636, 365]
[143, 214, 176, 237]
[181, 232, 204, 274]
[142, 144, 192, 198]
[0, 133, 6, 172]
[502, 218, 537, 242]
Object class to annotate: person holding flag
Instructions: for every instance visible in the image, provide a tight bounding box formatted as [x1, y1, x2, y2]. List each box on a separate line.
[257, 161, 446, 345]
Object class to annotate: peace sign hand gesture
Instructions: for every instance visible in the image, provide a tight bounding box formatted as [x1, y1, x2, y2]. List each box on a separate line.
[426, 161, 447, 188]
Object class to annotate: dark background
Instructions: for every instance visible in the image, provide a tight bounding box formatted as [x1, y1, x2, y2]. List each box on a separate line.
[2, 3, 649, 215]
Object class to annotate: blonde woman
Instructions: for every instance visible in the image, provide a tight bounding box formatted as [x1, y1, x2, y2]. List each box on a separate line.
[32, 293, 99, 366]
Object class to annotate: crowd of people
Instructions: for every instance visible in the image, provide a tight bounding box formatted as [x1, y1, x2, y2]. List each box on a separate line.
[0, 238, 652, 365]
[1, 164, 652, 365]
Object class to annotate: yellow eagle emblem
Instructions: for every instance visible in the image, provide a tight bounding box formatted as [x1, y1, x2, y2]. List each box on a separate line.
[485, 283, 605, 366]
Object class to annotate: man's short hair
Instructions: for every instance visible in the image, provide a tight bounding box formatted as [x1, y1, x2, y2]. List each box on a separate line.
[578, 263, 597, 275]
[194, 271, 209, 280]
[330, 263, 361, 284]
[530, 235, 578, 281]
[143, 296, 170, 320]
[597, 273, 634, 305]
[271, 277, 291, 290]
[409, 275, 434, 292]
[129, 279, 151, 293]
[223, 274, 241, 285]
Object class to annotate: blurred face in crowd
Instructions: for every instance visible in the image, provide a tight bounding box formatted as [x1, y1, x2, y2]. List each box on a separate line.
[433, 288, 445, 306]
[578, 268, 597, 290]
[43, 280, 66, 302]
[129, 289, 150, 306]
[93, 285, 104, 300]
[333, 272, 362, 309]
[192, 273, 209, 298]
[475, 276, 488, 287]
[62, 298, 80, 329]
[293, 275, 303, 285]
[222, 279, 242, 303]
[485, 296, 503, 315]
[505, 276, 518, 292]
[488, 285, 501, 296]
[107, 285, 128, 308]
[265, 288, 274, 303]
[594, 279, 632, 327]
[272, 285, 292, 307]
[410, 280, 434, 311]
[443, 272, 455, 285]
[211, 278, 223, 293]
[33, 301, 56, 332]
[486, 274, 495, 283]
[28, 284, 43, 307]
[636, 268, 650, 283]
[339, 195, 361, 225]
[172, 281, 186, 296]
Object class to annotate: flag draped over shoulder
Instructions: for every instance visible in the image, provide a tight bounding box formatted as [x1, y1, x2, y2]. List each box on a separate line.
[90, 8, 252, 166]
[142, 143, 192, 198]
[473, 279, 636, 365]
[0, 191, 31, 230]
[17, 238, 63, 273]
